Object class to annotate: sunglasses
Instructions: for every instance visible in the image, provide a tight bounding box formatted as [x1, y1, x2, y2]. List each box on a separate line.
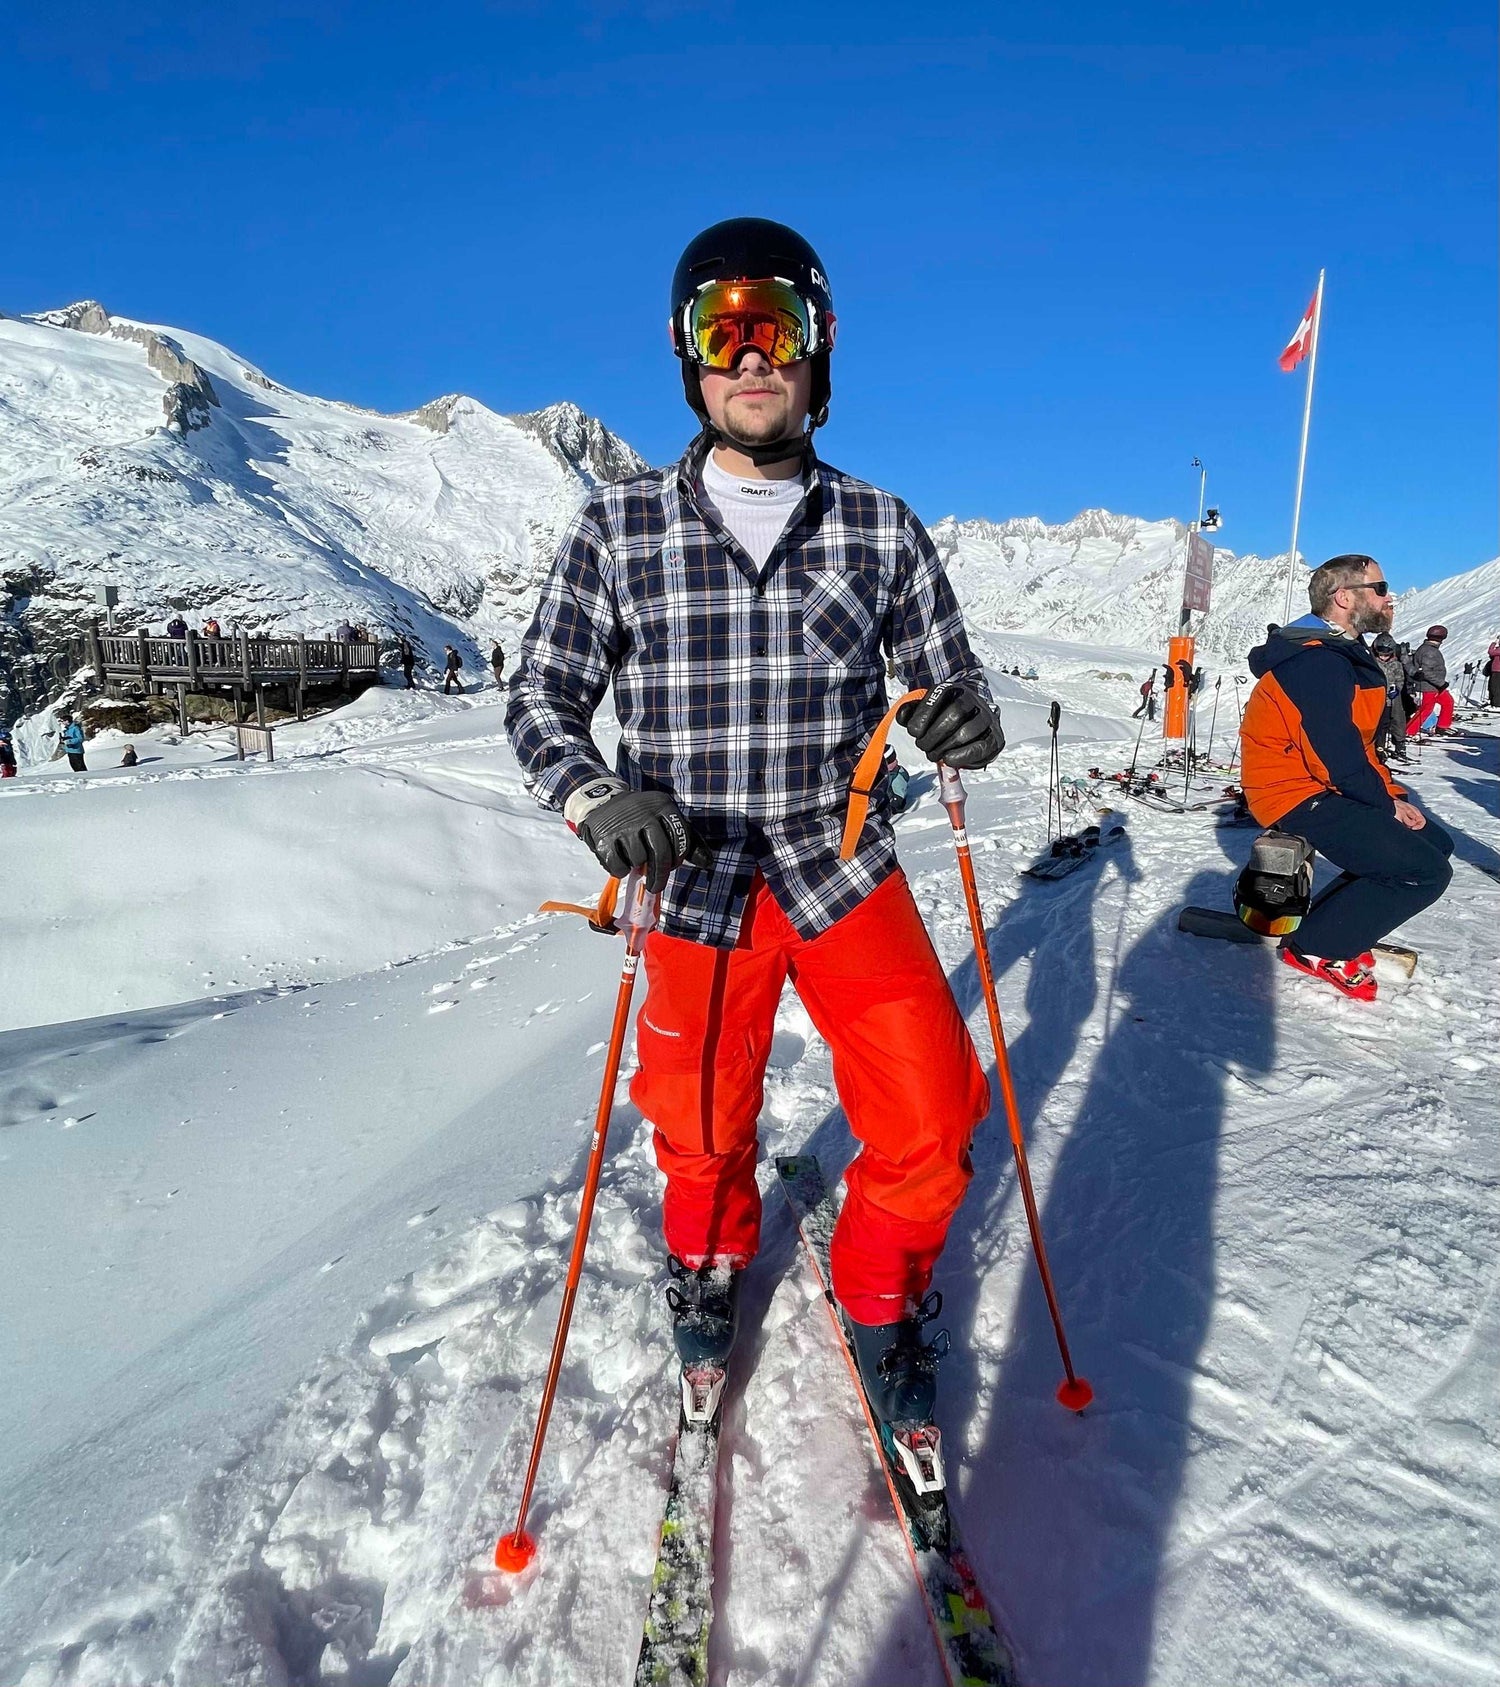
[1347, 580, 1391, 597]
[677, 277, 830, 370]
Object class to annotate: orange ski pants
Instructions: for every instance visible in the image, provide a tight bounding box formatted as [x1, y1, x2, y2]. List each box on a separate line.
[630, 869, 989, 1325]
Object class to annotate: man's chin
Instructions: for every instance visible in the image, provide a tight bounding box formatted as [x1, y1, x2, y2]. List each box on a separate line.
[720, 406, 797, 447]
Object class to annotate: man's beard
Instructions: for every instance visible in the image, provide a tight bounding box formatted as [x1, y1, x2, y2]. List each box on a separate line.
[1354, 600, 1395, 636]
[721, 389, 797, 445]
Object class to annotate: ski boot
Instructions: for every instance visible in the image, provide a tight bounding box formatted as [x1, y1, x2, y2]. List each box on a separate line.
[1279, 944, 1378, 1001]
[844, 1292, 951, 1547]
[665, 1257, 741, 1426]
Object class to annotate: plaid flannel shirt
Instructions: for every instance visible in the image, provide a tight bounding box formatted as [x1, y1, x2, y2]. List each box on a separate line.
[505, 433, 991, 946]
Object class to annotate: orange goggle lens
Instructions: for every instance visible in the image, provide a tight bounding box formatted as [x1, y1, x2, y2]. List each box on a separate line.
[683, 278, 816, 369]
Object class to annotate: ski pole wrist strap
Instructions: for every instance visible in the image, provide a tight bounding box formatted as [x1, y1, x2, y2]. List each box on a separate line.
[840, 688, 926, 860]
[541, 876, 623, 933]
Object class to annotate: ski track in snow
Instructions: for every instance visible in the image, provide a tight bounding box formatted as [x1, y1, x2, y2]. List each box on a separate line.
[2, 695, 1498, 1687]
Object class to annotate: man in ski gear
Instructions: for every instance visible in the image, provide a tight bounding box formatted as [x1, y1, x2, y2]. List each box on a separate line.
[1406, 625, 1453, 735]
[60, 714, 87, 772]
[1240, 555, 1452, 1000]
[397, 635, 416, 689]
[0, 727, 16, 779]
[508, 218, 1000, 1413]
[1370, 631, 1409, 761]
[442, 644, 463, 694]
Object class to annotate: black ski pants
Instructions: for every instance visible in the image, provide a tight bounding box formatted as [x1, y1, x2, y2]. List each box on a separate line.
[1280, 792, 1452, 960]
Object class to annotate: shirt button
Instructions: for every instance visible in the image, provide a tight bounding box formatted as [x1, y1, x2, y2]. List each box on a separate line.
[754, 584, 765, 598]
[753, 707, 765, 720]
[754, 644, 767, 657]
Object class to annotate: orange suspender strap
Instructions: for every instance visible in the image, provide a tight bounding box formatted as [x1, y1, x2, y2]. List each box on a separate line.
[839, 688, 926, 861]
[540, 875, 623, 932]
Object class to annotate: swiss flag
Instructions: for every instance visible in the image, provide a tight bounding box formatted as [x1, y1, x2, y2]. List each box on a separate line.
[1279, 291, 1318, 371]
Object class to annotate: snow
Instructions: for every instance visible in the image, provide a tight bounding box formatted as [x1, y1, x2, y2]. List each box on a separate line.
[3, 660, 1498, 1687]
[1397, 554, 1500, 677]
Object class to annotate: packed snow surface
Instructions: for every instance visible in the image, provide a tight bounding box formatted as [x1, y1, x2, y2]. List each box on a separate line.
[2, 660, 1498, 1687]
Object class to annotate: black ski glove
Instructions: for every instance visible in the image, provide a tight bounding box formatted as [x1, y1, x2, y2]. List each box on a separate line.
[898, 682, 1005, 768]
[571, 785, 712, 894]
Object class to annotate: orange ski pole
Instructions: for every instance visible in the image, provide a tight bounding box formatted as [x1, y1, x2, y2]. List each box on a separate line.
[937, 762, 1094, 1413]
[495, 872, 657, 1572]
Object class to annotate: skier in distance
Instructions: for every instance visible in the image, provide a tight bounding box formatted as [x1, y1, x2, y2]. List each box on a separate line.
[1239, 554, 1453, 1001]
[507, 217, 1004, 1431]
[1406, 624, 1454, 736]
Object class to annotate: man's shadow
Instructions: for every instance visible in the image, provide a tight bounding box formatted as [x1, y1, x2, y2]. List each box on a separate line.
[934, 828, 1278, 1685]
[762, 834, 1145, 1682]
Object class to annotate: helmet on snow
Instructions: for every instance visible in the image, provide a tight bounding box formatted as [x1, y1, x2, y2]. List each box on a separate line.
[670, 218, 836, 438]
[1426, 625, 1448, 640]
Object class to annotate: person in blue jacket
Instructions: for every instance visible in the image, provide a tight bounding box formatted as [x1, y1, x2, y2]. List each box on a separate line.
[60, 714, 87, 772]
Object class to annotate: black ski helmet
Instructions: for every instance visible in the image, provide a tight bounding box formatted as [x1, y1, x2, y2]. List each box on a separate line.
[670, 217, 835, 432]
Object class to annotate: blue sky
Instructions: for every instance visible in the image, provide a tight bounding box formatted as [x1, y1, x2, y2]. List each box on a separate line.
[4, 2, 1495, 587]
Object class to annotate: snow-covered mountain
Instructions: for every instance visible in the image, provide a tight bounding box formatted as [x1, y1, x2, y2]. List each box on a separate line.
[934, 510, 1307, 661]
[4, 298, 1496, 731]
[1396, 553, 1500, 665]
[0, 301, 647, 724]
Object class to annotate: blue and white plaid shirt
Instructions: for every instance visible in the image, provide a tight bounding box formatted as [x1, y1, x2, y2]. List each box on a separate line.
[505, 433, 991, 946]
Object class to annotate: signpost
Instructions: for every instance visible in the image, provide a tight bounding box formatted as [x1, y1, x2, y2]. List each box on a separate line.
[1183, 531, 1215, 616]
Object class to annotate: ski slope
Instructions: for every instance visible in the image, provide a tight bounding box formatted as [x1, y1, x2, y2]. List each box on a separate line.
[2, 668, 1498, 1687]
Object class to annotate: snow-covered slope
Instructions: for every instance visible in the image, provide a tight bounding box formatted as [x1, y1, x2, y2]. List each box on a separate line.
[1396, 553, 1500, 668]
[0, 302, 647, 723]
[2, 672, 1497, 1687]
[934, 510, 1306, 661]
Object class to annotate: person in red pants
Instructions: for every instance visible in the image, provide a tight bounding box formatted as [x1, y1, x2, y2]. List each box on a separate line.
[506, 219, 1004, 1437]
[1405, 625, 1455, 735]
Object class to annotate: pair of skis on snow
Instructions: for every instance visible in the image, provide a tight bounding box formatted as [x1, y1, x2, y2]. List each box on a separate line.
[634, 1154, 1019, 1687]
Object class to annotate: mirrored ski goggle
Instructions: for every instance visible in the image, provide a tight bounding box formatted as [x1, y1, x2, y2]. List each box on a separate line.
[677, 277, 827, 369]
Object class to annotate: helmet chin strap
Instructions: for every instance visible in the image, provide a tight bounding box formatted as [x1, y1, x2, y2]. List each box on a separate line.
[707, 423, 811, 468]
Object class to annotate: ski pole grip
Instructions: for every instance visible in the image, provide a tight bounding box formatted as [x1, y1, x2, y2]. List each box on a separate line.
[938, 763, 967, 806]
[617, 869, 658, 951]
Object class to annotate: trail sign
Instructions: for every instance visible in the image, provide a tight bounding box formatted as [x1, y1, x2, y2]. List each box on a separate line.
[1183, 531, 1215, 614]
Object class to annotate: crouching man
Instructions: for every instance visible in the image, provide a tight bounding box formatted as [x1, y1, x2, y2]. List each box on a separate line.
[1240, 553, 1452, 1000]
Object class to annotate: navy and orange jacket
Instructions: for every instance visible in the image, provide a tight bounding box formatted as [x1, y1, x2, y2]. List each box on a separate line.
[1239, 616, 1406, 826]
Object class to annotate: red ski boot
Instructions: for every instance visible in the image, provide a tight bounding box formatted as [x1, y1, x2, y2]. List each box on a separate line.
[1279, 944, 1378, 1001]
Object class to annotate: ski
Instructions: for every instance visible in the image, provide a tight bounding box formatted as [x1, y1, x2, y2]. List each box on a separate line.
[1020, 815, 1125, 880]
[776, 1154, 1021, 1687]
[634, 1365, 727, 1687]
[1176, 905, 1419, 977]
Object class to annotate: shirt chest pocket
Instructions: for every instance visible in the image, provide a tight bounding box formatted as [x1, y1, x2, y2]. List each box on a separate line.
[800, 562, 888, 667]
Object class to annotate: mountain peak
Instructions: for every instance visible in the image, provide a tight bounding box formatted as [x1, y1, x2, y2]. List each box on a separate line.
[505, 401, 649, 487]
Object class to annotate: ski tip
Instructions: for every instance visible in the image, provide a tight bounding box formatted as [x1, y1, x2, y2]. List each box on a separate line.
[494, 1529, 537, 1573]
[1056, 1376, 1094, 1412]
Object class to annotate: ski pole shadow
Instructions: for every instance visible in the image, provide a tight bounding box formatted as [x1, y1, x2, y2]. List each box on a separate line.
[946, 827, 1277, 1686]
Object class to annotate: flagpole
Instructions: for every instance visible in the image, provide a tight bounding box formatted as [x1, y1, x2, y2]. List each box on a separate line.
[1282, 268, 1326, 623]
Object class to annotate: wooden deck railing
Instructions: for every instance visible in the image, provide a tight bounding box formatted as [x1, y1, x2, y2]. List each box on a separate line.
[78, 623, 383, 724]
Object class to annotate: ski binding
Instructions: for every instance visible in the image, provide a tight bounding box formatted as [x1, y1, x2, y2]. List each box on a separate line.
[680, 1364, 726, 1427]
[889, 1422, 946, 1494]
